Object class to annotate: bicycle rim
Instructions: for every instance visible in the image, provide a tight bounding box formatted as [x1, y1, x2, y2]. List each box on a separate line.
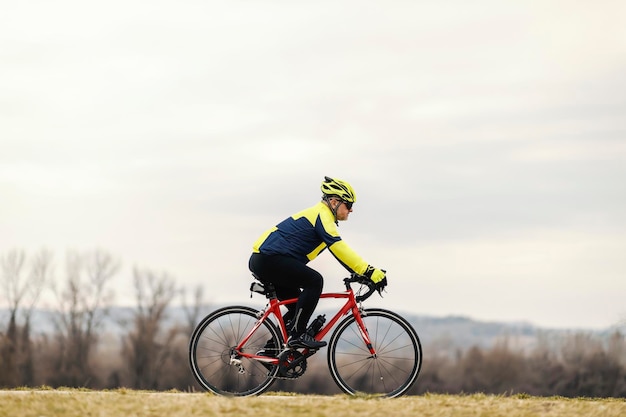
[327, 308, 422, 398]
[189, 306, 281, 396]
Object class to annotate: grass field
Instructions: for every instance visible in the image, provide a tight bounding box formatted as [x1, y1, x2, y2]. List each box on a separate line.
[1, 389, 625, 417]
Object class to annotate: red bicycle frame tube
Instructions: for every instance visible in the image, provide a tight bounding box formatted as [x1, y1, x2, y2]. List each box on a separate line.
[236, 286, 376, 362]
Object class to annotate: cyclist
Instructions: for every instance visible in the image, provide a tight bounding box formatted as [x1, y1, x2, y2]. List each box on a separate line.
[248, 176, 387, 350]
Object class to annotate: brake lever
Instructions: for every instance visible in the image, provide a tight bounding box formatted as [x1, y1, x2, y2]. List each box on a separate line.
[349, 272, 387, 302]
[355, 286, 377, 303]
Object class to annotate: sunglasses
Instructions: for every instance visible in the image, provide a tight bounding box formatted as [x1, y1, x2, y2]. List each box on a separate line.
[341, 201, 353, 210]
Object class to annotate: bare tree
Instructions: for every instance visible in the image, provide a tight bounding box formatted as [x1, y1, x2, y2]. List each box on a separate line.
[0, 249, 52, 387]
[20, 249, 53, 386]
[181, 285, 204, 334]
[0, 249, 25, 387]
[50, 249, 119, 387]
[1, 249, 27, 314]
[122, 267, 180, 389]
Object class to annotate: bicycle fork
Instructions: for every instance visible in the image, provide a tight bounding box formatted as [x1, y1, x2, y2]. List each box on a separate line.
[353, 307, 377, 358]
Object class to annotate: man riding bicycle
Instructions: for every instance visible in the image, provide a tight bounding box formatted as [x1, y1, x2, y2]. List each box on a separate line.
[248, 176, 388, 350]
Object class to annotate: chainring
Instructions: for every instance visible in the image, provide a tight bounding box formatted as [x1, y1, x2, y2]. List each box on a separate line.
[277, 349, 307, 379]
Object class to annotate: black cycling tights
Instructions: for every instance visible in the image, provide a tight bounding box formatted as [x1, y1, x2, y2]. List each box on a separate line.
[249, 253, 323, 336]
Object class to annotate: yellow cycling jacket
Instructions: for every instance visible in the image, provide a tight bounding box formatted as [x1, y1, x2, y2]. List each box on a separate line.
[252, 201, 370, 275]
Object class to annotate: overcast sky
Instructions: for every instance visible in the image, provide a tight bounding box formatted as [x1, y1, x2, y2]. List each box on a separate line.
[2, 1, 625, 330]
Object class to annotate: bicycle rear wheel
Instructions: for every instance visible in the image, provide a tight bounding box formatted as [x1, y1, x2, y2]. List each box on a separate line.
[189, 306, 281, 396]
[327, 308, 422, 398]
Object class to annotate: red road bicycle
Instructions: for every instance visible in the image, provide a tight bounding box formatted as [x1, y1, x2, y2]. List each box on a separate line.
[189, 273, 422, 397]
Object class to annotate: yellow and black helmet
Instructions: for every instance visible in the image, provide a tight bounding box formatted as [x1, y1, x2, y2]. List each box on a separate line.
[321, 176, 356, 203]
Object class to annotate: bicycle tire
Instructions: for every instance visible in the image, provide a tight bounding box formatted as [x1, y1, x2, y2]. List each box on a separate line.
[189, 305, 281, 396]
[327, 308, 422, 398]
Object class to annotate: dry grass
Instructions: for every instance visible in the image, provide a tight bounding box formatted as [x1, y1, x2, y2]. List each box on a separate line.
[0, 389, 624, 417]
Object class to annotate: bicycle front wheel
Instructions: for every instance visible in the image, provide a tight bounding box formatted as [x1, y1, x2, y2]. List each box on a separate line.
[328, 308, 422, 398]
[189, 306, 281, 396]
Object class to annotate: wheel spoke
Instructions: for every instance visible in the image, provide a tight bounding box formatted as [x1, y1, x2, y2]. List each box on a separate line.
[189, 306, 281, 396]
[328, 309, 422, 397]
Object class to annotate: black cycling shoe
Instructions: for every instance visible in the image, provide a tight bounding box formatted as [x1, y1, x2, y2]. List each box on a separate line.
[287, 333, 327, 349]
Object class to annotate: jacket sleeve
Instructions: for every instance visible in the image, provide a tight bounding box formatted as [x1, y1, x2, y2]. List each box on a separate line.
[314, 208, 369, 275]
[327, 240, 369, 275]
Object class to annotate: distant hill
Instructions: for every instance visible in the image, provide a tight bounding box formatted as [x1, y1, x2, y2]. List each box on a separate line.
[1, 305, 616, 355]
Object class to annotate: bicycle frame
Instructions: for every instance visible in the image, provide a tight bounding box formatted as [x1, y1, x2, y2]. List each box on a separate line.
[235, 284, 376, 365]
[189, 274, 421, 397]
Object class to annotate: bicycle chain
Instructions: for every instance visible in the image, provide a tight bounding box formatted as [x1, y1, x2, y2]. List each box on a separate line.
[240, 349, 310, 380]
[243, 366, 303, 380]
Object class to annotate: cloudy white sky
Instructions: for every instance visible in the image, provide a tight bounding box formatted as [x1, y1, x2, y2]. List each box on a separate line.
[2, 1, 625, 330]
